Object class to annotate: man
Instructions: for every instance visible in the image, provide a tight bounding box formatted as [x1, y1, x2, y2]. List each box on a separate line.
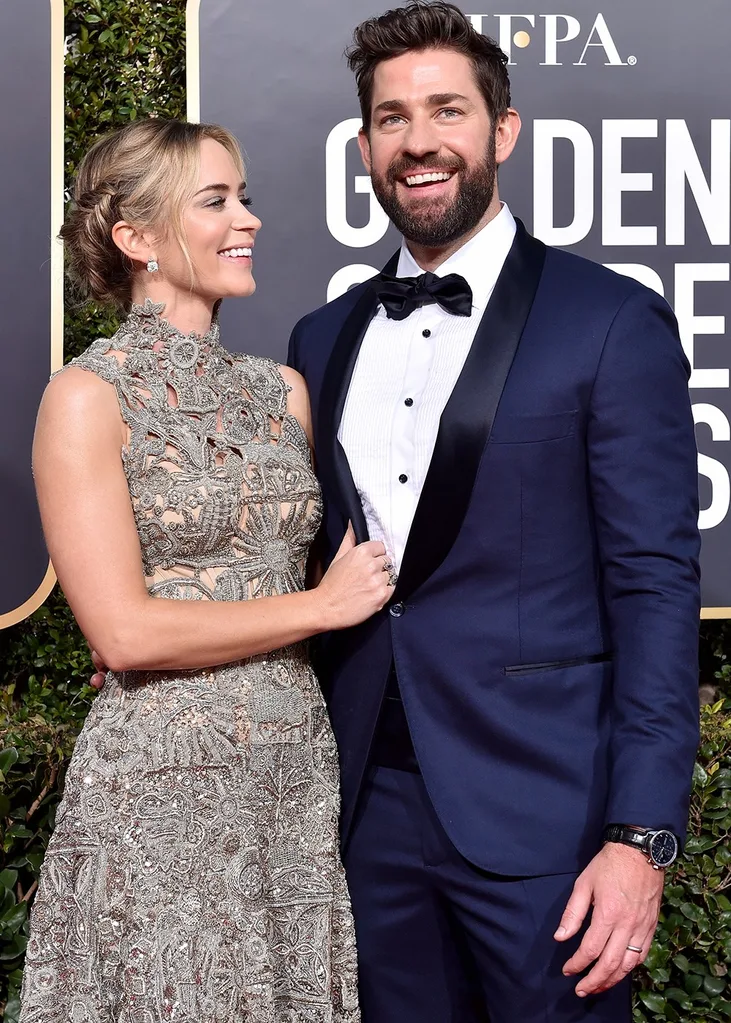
[286, 3, 700, 1021]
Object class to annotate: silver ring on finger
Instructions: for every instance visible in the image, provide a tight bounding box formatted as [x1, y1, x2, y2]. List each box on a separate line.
[626, 944, 643, 954]
[382, 558, 398, 587]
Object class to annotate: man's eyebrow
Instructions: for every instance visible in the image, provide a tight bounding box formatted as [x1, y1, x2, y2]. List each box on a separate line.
[193, 181, 247, 196]
[426, 92, 472, 107]
[372, 93, 472, 117]
[372, 99, 407, 117]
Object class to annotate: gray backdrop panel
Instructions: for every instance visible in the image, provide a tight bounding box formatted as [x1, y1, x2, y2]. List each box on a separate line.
[0, 0, 53, 618]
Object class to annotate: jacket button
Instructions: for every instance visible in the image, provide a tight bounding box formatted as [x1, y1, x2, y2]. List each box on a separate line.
[389, 602, 405, 618]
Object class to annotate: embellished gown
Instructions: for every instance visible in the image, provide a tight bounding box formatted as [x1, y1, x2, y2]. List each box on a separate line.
[20, 301, 359, 1023]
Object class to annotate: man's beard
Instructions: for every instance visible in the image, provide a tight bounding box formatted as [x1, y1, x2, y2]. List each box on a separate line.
[371, 131, 497, 248]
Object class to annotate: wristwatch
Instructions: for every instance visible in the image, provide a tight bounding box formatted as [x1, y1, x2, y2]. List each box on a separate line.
[602, 824, 679, 869]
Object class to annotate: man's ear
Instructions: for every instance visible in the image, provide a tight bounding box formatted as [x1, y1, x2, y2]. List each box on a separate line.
[357, 127, 372, 175]
[111, 220, 156, 268]
[495, 108, 522, 167]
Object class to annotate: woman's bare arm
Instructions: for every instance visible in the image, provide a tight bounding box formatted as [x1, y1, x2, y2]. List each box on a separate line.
[34, 367, 387, 674]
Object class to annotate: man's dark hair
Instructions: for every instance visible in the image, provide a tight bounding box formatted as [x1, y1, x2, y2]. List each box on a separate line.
[346, 2, 511, 131]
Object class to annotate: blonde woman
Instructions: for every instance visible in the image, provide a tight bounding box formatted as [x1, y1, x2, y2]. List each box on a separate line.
[20, 119, 390, 1022]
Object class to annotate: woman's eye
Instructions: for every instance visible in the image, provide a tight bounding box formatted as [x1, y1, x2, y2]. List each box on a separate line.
[206, 197, 225, 208]
[240, 196, 253, 207]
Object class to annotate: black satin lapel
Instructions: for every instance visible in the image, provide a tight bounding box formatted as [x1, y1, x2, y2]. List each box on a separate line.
[394, 221, 547, 600]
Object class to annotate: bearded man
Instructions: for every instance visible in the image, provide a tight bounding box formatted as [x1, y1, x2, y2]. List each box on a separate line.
[287, 3, 701, 1021]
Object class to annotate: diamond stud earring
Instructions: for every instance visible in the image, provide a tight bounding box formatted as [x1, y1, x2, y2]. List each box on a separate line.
[146, 259, 159, 273]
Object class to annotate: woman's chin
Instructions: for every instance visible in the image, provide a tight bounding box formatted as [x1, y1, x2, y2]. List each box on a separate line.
[216, 279, 256, 300]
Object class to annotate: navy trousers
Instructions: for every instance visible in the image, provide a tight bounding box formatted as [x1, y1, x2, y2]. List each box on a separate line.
[344, 766, 632, 1023]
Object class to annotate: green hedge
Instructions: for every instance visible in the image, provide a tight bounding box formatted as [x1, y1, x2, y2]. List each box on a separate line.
[0, 2, 729, 1020]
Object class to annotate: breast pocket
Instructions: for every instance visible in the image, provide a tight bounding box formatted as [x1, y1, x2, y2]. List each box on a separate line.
[490, 410, 577, 445]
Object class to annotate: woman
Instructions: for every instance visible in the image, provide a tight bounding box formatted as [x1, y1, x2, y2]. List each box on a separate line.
[20, 119, 391, 1022]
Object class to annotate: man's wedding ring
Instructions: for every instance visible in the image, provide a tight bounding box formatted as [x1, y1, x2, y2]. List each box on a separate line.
[626, 944, 642, 954]
[383, 558, 397, 587]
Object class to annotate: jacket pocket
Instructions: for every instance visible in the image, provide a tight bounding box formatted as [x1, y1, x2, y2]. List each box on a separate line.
[490, 409, 577, 444]
[503, 652, 613, 676]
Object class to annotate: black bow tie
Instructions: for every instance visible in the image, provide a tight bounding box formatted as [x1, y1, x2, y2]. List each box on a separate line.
[371, 271, 473, 321]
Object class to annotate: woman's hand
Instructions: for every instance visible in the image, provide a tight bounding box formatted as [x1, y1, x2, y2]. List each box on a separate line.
[315, 524, 393, 629]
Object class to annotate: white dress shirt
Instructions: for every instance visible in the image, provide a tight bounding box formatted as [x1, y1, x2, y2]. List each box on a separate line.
[338, 203, 517, 570]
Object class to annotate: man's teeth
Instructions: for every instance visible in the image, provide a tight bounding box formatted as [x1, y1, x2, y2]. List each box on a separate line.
[220, 247, 252, 258]
[404, 171, 453, 187]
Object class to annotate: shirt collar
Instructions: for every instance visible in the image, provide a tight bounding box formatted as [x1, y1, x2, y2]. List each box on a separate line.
[395, 203, 517, 314]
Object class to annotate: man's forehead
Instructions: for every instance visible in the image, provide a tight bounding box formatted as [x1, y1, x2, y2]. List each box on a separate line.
[374, 51, 474, 97]
[411, 63, 443, 86]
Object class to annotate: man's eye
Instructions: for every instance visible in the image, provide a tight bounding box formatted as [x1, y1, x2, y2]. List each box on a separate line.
[438, 108, 461, 119]
[382, 115, 405, 126]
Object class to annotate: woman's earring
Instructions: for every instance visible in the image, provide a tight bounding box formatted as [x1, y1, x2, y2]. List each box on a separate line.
[146, 259, 159, 274]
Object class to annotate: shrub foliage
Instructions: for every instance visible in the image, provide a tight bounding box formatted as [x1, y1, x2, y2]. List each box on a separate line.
[0, 2, 729, 1021]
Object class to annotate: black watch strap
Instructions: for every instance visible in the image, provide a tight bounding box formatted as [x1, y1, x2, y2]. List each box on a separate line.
[603, 824, 649, 850]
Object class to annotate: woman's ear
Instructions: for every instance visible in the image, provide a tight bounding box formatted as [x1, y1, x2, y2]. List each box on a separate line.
[111, 220, 156, 268]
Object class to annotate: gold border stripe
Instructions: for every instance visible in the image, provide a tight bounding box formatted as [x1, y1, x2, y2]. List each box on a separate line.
[0, 562, 57, 630]
[701, 608, 731, 619]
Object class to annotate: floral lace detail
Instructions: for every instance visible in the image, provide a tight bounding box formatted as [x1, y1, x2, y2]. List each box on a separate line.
[19, 303, 358, 1023]
[56, 298, 322, 591]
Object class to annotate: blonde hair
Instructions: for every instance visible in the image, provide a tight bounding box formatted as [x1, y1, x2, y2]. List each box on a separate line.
[60, 118, 245, 310]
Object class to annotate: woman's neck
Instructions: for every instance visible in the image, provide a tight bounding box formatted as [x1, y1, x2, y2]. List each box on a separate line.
[130, 283, 216, 336]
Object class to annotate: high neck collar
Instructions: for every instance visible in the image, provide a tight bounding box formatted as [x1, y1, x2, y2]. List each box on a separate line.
[124, 298, 221, 362]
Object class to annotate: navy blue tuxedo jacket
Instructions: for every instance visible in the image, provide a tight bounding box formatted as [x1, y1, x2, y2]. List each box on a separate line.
[287, 221, 701, 876]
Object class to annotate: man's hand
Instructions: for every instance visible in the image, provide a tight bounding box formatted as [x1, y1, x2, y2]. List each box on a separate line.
[554, 842, 664, 997]
[89, 648, 108, 690]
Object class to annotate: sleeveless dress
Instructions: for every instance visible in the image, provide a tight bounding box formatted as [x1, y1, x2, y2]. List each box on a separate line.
[19, 300, 360, 1023]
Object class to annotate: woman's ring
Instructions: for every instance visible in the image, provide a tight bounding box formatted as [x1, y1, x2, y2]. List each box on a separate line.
[382, 558, 397, 586]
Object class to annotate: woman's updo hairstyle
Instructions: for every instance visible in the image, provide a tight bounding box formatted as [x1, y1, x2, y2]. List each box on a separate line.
[60, 118, 245, 311]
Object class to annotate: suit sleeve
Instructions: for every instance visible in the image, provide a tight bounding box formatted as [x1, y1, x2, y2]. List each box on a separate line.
[287, 323, 302, 373]
[587, 287, 701, 840]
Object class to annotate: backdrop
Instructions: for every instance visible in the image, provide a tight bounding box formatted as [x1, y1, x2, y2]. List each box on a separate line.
[189, 0, 731, 614]
[0, 0, 63, 628]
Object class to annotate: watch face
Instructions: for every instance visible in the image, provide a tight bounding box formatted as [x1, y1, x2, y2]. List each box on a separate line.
[649, 831, 678, 867]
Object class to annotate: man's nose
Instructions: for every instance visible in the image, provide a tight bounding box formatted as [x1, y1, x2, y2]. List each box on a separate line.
[401, 116, 441, 159]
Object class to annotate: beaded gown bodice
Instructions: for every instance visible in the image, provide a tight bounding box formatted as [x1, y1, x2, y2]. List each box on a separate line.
[19, 302, 358, 1023]
[68, 299, 322, 605]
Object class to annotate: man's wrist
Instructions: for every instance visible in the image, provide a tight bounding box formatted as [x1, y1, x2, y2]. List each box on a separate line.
[602, 823, 679, 869]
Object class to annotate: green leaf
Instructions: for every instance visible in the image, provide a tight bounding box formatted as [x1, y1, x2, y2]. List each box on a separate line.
[680, 902, 710, 927]
[704, 976, 728, 997]
[0, 933, 28, 961]
[6, 824, 34, 840]
[0, 902, 27, 933]
[0, 747, 19, 774]
[0, 869, 18, 890]
[685, 973, 704, 994]
[638, 990, 667, 1013]
[3, 989, 21, 1023]
[665, 987, 693, 1010]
